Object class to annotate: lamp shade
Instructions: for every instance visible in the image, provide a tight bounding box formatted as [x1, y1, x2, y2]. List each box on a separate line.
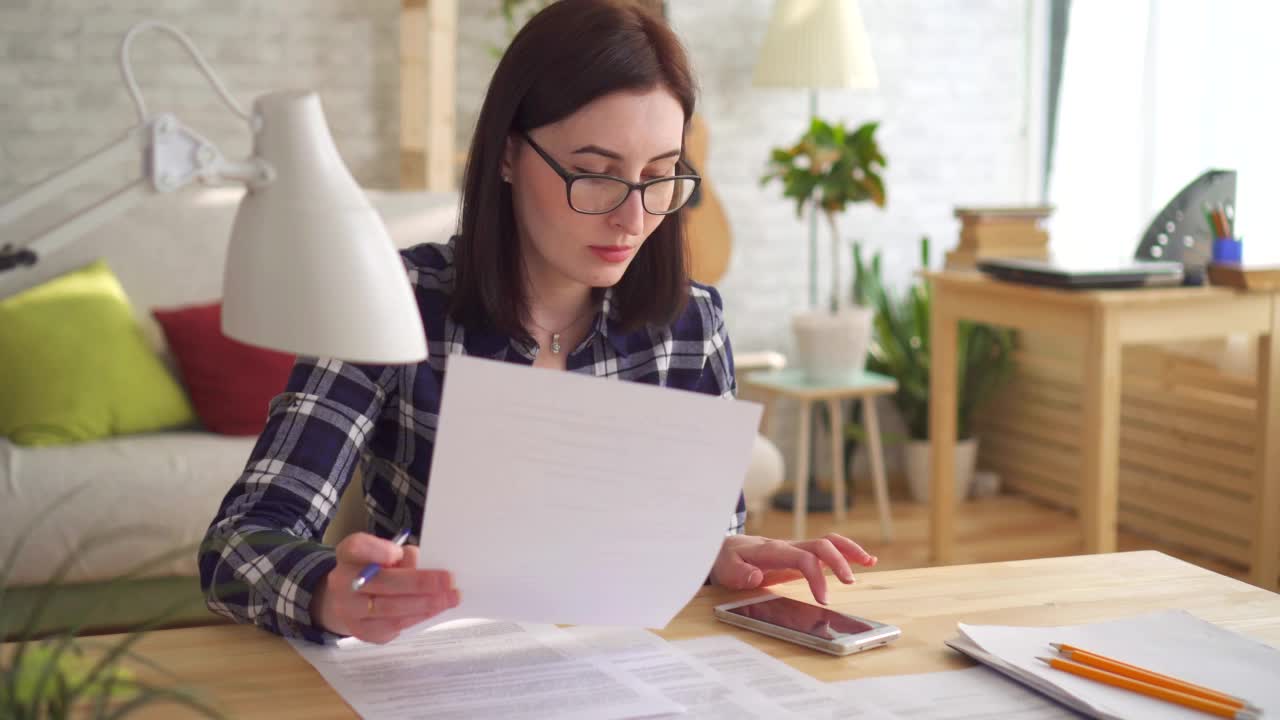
[752, 0, 878, 90]
[222, 90, 427, 364]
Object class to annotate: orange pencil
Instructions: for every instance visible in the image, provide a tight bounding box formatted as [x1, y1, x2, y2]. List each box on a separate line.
[1050, 643, 1259, 714]
[1036, 656, 1259, 719]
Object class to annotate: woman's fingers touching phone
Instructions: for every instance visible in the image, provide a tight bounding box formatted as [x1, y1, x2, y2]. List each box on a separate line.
[713, 534, 878, 605]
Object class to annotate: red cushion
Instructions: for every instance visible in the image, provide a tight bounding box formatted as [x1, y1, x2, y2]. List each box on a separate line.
[152, 301, 295, 436]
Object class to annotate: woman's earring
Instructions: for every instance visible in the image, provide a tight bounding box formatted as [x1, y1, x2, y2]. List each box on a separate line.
[502, 174, 511, 183]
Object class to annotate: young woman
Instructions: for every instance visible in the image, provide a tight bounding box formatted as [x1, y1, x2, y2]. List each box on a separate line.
[199, 0, 875, 646]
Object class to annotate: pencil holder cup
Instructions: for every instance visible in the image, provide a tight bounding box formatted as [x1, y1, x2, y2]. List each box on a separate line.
[1212, 237, 1242, 263]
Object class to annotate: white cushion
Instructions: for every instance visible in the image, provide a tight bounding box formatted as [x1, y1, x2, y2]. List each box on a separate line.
[0, 433, 258, 585]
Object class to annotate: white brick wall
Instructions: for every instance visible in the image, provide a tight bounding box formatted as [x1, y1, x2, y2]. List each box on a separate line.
[0, 0, 401, 201]
[3, 0, 1036, 480]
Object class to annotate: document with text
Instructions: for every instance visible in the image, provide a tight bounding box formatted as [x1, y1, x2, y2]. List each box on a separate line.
[289, 619, 683, 720]
[672, 635, 841, 718]
[418, 355, 761, 629]
[564, 626, 804, 719]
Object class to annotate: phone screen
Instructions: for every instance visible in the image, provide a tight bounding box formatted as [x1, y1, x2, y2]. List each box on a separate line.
[725, 597, 877, 641]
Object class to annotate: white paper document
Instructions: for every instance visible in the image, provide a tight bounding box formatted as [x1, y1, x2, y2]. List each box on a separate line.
[564, 626, 803, 719]
[418, 355, 761, 628]
[831, 666, 1082, 719]
[289, 619, 683, 720]
[673, 635, 841, 718]
[949, 610, 1280, 720]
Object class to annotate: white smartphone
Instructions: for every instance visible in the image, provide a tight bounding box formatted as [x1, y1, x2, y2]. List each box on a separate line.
[714, 594, 901, 657]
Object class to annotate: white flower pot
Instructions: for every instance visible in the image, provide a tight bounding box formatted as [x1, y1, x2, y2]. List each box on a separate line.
[791, 307, 874, 383]
[903, 438, 980, 503]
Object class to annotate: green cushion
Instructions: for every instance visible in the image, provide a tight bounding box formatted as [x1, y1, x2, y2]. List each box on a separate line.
[0, 260, 196, 446]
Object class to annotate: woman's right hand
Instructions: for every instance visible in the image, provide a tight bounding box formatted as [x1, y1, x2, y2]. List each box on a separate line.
[311, 532, 459, 644]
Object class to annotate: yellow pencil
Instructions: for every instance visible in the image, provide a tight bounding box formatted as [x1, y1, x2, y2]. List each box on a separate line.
[1036, 656, 1259, 719]
[1050, 643, 1259, 714]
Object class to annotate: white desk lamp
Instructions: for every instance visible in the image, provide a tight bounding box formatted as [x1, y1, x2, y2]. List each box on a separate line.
[0, 21, 427, 365]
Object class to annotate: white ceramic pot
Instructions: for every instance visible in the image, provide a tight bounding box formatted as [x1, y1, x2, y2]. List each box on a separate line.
[791, 307, 874, 383]
[903, 437, 980, 503]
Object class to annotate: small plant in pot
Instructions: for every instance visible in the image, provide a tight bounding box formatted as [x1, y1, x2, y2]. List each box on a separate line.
[852, 236, 1015, 502]
[762, 118, 886, 382]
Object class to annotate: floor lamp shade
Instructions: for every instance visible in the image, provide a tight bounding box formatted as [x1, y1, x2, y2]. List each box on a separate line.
[753, 0, 878, 90]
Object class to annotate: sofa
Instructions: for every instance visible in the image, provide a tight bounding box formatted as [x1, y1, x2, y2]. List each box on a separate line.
[1, 187, 784, 637]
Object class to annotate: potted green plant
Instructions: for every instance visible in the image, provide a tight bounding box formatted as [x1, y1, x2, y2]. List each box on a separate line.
[852, 236, 1015, 502]
[762, 118, 887, 382]
[1, 488, 222, 718]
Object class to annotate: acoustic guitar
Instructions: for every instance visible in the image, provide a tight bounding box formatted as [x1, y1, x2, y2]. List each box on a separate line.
[637, 0, 733, 286]
[682, 113, 733, 286]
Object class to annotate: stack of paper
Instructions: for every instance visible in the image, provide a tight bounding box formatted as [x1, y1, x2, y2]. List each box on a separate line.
[831, 667, 1081, 720]
[946, 610, 1280, 719]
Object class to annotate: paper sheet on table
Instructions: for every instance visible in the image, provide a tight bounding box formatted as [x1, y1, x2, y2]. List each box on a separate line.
[289, 619, 683, 720]
[949, 610, 1280, 720]
[418, 355, 761, 629]
[672, 635, 841, 718]
[831, 666, 1082, 719]
[564, 626, 804, 719]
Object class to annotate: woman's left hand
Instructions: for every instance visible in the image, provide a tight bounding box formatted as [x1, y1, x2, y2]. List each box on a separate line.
[709, 534, 877, 605]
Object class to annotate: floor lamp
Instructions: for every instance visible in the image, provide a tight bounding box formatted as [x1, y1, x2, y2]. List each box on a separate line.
[752, 0, 879, 512]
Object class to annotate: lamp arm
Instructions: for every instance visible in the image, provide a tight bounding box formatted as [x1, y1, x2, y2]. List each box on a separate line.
[0, 113, 273, 278]
[1, 20, 270, 281]
[118, 20, 250, 124]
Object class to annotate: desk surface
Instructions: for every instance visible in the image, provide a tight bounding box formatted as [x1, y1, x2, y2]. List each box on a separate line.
[41, 551, 1279, 719]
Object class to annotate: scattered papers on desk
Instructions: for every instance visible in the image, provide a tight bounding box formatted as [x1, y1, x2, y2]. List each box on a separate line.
[946, 610, 1280, 720]
[831, 667, 1080, 719]
[288, 619, 681, 720]
[417, 355, 761, 629]
[671, 635, 841, 717]
[564, 627, 803, 719]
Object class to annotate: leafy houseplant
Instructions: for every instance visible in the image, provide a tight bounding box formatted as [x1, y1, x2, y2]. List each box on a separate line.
[1, 487, 222, 719]
[852, 236, 1015, 500]
[761, 118, 886, 385]
[762, 118, 886, 314]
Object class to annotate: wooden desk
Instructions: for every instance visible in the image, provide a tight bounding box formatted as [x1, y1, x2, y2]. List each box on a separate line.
[44, 551, 1280, 718]
[927, 272, 1280, 590]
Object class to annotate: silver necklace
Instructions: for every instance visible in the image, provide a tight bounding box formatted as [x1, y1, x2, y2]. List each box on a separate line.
[528, 305, 595, 354]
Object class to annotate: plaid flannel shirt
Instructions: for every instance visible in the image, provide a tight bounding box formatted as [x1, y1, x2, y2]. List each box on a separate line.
[199, 238, 744, 644]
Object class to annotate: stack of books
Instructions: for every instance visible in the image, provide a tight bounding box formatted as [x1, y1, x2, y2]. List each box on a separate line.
[946, 205, 1053, 269]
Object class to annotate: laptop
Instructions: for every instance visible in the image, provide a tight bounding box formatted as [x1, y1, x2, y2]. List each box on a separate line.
[976, 257, 1185, 289]
[976, 170, 1234, 290]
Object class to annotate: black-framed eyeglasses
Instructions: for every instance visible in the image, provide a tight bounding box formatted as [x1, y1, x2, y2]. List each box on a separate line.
[520, 132, 701, 216]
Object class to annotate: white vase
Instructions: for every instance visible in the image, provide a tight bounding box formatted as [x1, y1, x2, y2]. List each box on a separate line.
[903, 438, 980, 503]
[791, 307, 874, 383]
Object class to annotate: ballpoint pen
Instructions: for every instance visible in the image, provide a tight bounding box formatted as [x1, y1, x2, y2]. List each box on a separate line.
[351, 528, 412, 591]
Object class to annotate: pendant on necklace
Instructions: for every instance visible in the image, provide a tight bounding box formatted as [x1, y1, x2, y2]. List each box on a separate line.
[550, 332, 562, 354]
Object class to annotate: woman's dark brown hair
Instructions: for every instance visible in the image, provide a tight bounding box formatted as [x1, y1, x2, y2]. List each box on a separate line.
[450, 0, 696, 338]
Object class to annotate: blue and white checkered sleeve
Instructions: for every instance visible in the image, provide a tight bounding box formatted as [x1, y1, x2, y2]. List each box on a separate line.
[198, 356, 395, 644]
